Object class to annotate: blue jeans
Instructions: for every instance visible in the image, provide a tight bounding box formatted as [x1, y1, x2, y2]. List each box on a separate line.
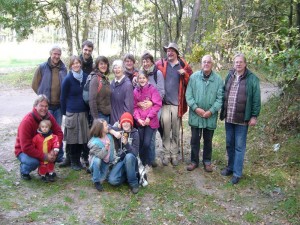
[49, 105, 64, 161]
[138, 126, 154, 166]
[225, 122, 248, 178]
[90, 157, 109, 183]
[190, 127, 214, 166]
[108, 153, 138, 188]
[49, 105, 62, 126]
[98, 112, 110, 124]
[17, 153, 40, 175]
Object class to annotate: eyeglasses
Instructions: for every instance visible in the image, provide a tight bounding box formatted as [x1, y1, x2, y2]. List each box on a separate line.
[202, 61, 212, 64]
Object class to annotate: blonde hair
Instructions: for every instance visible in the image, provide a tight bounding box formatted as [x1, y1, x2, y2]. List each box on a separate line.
[39, 120, 52, 129]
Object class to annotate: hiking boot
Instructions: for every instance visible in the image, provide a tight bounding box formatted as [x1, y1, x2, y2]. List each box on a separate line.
[231, 176, 240, 185]
[204, 164, 213, 172]
[187, 163, 197, 171]
[171, 157, 178, 166]
[71, 162, 82, 171]
[131, 186, 139, 194]
[220, 167, 233, 176]
[162, 158, 169, 166]
[94, 182, 104, 192]
[151, 160, 158, 168]
[59, 157, 71, 168]
[21, 173, 31, 181]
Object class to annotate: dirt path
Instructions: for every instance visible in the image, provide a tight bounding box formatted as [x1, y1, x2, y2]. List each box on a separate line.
[0, 83, 285, 224]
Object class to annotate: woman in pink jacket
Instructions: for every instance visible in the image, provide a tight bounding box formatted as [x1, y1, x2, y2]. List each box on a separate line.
[133, 72, 162, 166]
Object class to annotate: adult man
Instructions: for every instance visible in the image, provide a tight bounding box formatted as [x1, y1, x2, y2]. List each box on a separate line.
[156, 43, 193, 166]
[32, 45, 67, 126]
[15, 95, 63, 180]
[32, 45, 67, 162]
[220, 53, 261, 184]
[80, 40, 94, 75]
[185, 55, 224, 172]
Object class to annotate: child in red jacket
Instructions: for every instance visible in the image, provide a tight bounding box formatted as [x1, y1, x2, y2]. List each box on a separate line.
[32, 120, 60, 182]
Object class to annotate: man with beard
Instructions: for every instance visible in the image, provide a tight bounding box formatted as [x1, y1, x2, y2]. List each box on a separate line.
[80, 40, 94, 75]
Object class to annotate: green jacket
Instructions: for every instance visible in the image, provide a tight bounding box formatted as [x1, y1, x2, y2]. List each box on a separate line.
[220, 69, 261, 122]
[185, 70, 224, 130]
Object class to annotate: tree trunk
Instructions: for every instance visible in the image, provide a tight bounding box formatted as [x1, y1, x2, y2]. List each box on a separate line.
[97, 0, 104, 55]
[185, 0, 201, 54]
[82, 0, 93, 43]
[61, 2, 73, 56]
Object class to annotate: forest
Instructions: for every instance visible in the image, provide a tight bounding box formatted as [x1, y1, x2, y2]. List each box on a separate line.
[0, 0, 299, 86]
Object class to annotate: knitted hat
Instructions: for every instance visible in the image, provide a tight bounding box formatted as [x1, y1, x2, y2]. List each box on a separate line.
[120, 112, 134, 127]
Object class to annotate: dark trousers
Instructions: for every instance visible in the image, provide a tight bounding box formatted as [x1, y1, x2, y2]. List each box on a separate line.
[70, 144, 83, 163]
[190, 127, 214, 166]
[138, 126, 154, 166]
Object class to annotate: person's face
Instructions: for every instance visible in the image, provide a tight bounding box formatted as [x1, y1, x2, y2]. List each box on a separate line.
[122, 121, 131, 132]
[35, 100, 49, 117]
[234, 56, 247, 74]
[102, 121, 108, 134]
[98, 61, 108, 74]
[142, 59, 153, 70]
[124, 58, 134, 71]
[71, 59, 82, 73]
[82, 45, 93, 60]
[138, 74, 148, 87]
[113, 65, 123, 79]
[40, 123, 50, 133]
[167, 48, 178, 62]
[201, 56, 213, 75]
[50, 49, 62, 65]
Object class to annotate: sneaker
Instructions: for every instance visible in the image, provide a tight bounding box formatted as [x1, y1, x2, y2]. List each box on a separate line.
[41, 176, 49, 183]
[171, 157, 178, 166]
[21, 173, 31, 181]
[47, 174, 55, 182]
[94, 182, 103, 192]
[162, 158, 169, 166]
[220, 168, 233, 176]
[71, 162, 82, 171]
[186, 163, 197, 171]
[59, 157, 71, 168]
[231, 176, 240, 184]
[204, 164, 213, 172]
[131, 186, 139, 194]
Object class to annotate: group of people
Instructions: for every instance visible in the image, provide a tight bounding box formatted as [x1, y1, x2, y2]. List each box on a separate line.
[14, 40, 261, 195]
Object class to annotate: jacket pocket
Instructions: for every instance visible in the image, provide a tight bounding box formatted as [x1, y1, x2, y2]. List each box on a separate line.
[65, 113, 76, 129]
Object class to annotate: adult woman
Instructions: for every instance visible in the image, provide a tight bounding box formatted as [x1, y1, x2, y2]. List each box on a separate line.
[89, 56, 111, 123]
[60, 56, 89, 170]
[110, 60, 134, 125]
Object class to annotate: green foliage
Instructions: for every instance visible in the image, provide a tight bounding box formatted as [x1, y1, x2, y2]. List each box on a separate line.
[185, 44, 206, 63]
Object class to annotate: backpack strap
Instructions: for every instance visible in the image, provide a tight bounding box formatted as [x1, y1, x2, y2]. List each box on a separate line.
[97, 75, 103, 93]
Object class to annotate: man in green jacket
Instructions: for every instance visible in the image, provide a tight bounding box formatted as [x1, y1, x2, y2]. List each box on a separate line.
[185, 55, 224, 172]
[220, 53, 261, 184]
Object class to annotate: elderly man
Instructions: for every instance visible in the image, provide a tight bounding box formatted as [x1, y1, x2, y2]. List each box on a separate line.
[32, 45, 67, 162]
[80, 40, 94, 75]
[220, 53, 261, 184]
[15, 95, 63, 180]
[185, 55, 224, 172]
[156, 43, 193, 166]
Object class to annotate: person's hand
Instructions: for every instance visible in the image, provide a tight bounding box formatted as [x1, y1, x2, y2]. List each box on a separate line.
[178, 69, 186, 76]
[121, 135, 128, 144]
[138, 119, 145, 126]
[132, 76, 138, 86]
[138, 100, 153, 110]
[46, 151, 57, 163]
[144, 117, 150, 126]
[203, 111, 212, 118]
[248, 117, 257, 126]
[195, 108, 205, 117]
[110, 130, 122, 139]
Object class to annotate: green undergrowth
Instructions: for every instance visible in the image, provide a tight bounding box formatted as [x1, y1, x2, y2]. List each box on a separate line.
[0, 68, 34, 88]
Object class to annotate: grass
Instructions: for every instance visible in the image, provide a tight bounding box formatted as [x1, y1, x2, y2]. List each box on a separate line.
[0, 59, 43, 68]
[0, 69, 34, 88]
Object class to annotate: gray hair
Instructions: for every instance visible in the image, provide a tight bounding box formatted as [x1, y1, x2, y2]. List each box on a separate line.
[233, 53, 247, 64]
[33, 94, 49, 107]
[49, 45, 62, 55]
[112, 59, 124, 70]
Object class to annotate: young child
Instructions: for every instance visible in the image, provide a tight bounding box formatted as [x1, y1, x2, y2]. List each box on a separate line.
[88, 119, 115, 192]
[108, 112, 141, 194]
[133, 72, 162, 167]
[32, 120, 60, 182]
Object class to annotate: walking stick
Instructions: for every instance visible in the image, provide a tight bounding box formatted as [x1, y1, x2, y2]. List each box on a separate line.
[180, 117, 184, 162]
